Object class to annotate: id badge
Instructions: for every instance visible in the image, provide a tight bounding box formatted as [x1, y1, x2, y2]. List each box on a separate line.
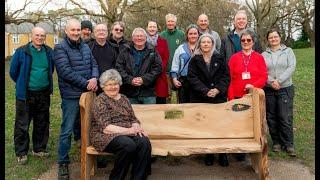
[242, 72, 251, 80]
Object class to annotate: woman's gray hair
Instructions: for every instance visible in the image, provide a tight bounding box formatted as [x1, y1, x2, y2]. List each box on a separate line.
[239, 29, 255, 43]
[99, 69, 122, 88]
[193, 33, 216, 58]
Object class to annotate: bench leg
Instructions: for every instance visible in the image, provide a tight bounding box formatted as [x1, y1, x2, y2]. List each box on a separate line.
[250, 152, 269, 180]
[90, 155, 97, 176]
[81, 153, 95, 180]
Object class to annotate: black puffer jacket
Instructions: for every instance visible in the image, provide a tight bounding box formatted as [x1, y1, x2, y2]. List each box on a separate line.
[115, 43, 162, 98]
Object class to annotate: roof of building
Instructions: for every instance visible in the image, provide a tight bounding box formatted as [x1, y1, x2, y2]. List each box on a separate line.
[5, 22, 55, 34]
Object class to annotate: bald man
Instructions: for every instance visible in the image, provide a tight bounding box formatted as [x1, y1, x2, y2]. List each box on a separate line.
[197, 13, 221, 51]
[10, 26, 54, 165]
[53, 18, 99, 179]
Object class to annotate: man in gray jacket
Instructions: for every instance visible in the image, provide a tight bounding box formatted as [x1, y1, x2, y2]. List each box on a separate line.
[220, 10, 262, 63]
[197, 13, 221, 51]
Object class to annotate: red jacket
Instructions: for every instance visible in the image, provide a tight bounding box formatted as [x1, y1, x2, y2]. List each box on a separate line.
[155, 37, 170, 97]
[228, 51, 267, 100]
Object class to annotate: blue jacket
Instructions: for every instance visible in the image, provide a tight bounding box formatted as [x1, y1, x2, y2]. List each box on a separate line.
[53, 37, 99, 99]
[9, 42, 54, 100]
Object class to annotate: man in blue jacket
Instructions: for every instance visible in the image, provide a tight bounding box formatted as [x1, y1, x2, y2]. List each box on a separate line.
[53, 18, 99, 180]
[10, 26, 54, 165]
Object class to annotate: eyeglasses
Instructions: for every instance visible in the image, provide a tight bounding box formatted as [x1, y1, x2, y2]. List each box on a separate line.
[241, 38, 252, 43]
[114, 28, 123, 32]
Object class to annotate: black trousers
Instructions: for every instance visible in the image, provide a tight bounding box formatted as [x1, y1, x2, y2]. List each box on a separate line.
[105, 135, 152, 180]
[14, 88, 50, 156]
[156, 97, 167, 104]
[177, 76, 190, 103]
[264, 85, 295, 149]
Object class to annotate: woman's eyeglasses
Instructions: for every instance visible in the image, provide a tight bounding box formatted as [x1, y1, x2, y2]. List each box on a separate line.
[241, 38, 252, 43]
[114, 28, 124, 32]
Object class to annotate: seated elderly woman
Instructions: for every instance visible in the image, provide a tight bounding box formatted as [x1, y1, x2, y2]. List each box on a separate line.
[90, 69, 151, 180]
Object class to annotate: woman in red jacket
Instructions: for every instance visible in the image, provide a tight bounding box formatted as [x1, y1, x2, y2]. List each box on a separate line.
[146, 20, 170, 104]
[228, 29, 267, 100]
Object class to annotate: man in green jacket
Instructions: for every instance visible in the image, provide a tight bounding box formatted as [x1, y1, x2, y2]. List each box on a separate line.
[160, 13, 185, 102]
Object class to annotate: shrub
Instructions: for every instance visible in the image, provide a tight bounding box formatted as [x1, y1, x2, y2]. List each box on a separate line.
[292, 41, 311, 49]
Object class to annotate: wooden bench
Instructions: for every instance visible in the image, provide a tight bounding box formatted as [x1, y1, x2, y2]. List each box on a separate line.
[80, 88, 270, 180]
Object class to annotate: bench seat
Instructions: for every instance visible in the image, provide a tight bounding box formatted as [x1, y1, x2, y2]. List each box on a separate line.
[86, 139, 261, 156]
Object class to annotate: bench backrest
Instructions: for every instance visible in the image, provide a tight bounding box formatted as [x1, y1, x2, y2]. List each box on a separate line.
[80, 88, 266, 146]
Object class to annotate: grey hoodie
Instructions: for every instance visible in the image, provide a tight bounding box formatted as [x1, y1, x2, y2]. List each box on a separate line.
[262, 44, 296, 88]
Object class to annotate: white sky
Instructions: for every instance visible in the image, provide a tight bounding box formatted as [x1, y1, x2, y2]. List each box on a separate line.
[6, 0, 101, 14]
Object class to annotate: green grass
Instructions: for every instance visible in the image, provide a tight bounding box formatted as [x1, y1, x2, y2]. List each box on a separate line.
[5, 64, 80, 180]
[4, 48, 315, 179]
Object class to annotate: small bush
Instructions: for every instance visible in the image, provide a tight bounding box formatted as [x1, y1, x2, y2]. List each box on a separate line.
[291, 41, 311, 49]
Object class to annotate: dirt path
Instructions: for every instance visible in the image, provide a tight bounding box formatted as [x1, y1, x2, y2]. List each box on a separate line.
[38, 156, 315, 180]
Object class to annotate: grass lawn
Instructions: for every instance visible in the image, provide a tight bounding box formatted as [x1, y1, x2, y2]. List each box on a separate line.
[5, 48, 315, 179]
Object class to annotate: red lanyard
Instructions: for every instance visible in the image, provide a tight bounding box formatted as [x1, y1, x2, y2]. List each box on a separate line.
[242, 50, 252, 72]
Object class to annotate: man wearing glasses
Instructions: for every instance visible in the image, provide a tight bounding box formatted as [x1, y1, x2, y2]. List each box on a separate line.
[108, 21, 128, 57]
[220, 10, 262, 63]
[10, 26, 54, 165]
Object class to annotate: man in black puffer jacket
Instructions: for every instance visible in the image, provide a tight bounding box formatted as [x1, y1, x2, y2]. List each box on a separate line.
[53, 18, 99, 180]
[116, 27, 162, 104]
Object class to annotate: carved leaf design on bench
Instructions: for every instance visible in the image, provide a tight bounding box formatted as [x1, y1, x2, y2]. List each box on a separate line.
[232, 103, 251, 112]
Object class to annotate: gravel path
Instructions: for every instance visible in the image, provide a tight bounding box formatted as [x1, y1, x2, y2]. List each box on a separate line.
[38, 155, 314, 180]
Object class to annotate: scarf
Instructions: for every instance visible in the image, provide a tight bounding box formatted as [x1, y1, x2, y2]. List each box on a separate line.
[146, 33, 158, 47]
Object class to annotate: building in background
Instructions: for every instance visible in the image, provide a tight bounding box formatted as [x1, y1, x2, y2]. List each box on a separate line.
[5, 22, 61, 58]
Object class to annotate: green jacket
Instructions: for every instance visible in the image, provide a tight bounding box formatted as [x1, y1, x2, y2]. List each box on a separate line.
[160, 28, 185, 72]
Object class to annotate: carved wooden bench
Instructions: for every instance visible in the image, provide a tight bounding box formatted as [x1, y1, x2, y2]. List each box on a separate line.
[80, 88, 269, 180]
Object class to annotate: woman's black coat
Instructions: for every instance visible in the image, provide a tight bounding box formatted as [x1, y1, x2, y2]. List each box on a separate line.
[187, 53, 230, 103]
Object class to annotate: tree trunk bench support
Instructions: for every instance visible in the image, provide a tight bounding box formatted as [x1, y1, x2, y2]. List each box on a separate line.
[80, 88, 270, 180]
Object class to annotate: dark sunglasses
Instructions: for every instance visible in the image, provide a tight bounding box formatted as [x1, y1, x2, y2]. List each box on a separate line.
[114, 28, 123, 32]
[241, 38, 252, 43]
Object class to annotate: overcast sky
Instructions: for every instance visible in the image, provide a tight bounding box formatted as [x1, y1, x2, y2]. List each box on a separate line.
[6, 0, 101, 14]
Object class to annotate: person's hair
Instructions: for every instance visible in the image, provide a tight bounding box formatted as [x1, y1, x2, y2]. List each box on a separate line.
[111, 21, 125, 32]
[131, 27, 148, 37]
[99, 69, 122, 88]
[185, 24, 200, 41]
[234, 10, 247, 20]
[65, 18, 80, 30]
[165, 13, 177, 22]
[193, 33, 216, 58]
[197, 13, 209, 23]
[94, 23, 108, 32]
[266, 28, 281, 39]
[239, 29, 255, 43]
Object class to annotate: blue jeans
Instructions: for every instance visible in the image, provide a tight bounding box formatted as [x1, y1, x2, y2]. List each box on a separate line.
[128, 96, 156, 104]
[57, 98, 80, 165]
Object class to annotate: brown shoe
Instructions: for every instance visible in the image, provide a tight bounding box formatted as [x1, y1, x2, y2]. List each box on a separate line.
[286, 147, 296, 157]
[272, 144, 281, 152]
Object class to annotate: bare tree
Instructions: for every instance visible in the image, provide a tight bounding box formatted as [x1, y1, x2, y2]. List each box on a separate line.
[5, 0, 51, 24]
[292, 0, 314, 47]
[245, 0, 296, 48]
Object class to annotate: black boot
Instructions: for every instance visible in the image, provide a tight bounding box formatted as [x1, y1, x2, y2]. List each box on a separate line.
[218, 153, 229, 167]
[204, 154, 214, 166]
[58, 164, 69, 180]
